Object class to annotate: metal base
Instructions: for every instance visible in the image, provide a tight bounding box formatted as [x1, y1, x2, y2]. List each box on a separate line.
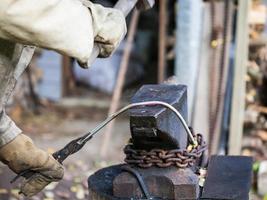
[88, 164, 123, 200]
[88, 164, 199, 200]
[113, 165, 199, 200]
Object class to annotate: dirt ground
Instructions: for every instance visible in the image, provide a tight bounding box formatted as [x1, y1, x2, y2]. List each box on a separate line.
[0, 104, 130, 200]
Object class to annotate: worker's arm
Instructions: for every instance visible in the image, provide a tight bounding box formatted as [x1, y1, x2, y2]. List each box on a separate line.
[0, 1, 126, 196]
[0, 0, 126, 67]
[0, 111, 63, 198]
[0, 41, 64, 197]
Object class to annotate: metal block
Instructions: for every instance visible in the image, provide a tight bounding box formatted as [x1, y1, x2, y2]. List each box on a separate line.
[130, 84, 188, 150]
[113, 166, 199, 200]
[201, 156, 252, 200]
[88, 165, 123, 200]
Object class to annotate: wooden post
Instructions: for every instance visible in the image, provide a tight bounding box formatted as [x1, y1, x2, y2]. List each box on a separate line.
[61, 56, 75, 97]
[229, 0, 250, 155]
[158, 0, 168, 83]
[192, 2, 211, 144]
[210, 0, 234, 155]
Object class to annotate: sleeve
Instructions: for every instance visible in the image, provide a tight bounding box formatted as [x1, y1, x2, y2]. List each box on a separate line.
[0, 0, 94, 65]
[0, 41, 28, 147]
[0, 111, 22, 146]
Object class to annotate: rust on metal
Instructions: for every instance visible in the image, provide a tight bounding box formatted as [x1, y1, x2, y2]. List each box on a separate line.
[113, 166, 199, 200]
[124, 133, 207, 168]
[113, 85, 202, 200]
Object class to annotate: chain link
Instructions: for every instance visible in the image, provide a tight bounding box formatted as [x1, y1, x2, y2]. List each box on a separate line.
[124, 133, 207, 169]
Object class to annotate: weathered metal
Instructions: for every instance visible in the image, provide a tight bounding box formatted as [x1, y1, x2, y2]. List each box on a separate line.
[113, 166, 199, 200]
[113, 85, 200, 200]
[124, 133, 206, 168]
[120, 165, 152, 199]
[201, 155, 252, 200]
[89, 156, 253, 200]
[88, 165, 123, 200]
[130, 84, 188, 150]
[87, 84, 252, 200]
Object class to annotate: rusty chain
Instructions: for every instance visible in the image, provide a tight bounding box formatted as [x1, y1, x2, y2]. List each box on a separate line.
[124, 132, 207, 169]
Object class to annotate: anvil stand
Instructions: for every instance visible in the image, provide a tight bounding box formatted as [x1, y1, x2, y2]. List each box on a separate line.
[88, 84, 253, 200]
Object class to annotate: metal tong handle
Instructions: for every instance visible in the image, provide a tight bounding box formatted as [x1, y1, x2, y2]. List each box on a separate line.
[10, 135, 92, 183]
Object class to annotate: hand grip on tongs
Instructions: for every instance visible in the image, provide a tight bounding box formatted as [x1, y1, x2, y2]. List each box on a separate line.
[11, 135, 92, 183]
[87, 0, 138, 66]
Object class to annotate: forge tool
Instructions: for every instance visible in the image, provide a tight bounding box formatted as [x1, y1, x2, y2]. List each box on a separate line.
[11, 101, 197, 183]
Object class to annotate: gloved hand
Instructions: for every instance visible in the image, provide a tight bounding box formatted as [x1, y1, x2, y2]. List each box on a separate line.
[82, 1, 127, 58]
[0, 134, 64, 197]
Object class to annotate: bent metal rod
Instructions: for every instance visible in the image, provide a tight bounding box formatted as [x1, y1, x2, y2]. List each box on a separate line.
[12, 101, 196, 184]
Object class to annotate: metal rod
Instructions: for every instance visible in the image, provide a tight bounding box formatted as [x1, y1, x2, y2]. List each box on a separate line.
[79, 101, 197, 145]
[11, 101, 197, 184]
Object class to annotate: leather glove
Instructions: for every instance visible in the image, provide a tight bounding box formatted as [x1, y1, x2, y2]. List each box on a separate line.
[0, 134, 64, 197]
[82, 1, 127, 58]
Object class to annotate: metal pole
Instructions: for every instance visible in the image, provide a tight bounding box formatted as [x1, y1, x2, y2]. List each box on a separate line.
[175, 0, 203, 121]
[61, 56, 74, 97]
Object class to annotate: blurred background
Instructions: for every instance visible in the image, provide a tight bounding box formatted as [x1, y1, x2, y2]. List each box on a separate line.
[1, 0, 267, 199]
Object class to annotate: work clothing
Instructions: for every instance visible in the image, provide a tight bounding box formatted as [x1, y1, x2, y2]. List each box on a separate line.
[0, 0, 126, 148]
[0, 134, 64, 197]
[0, 0, 126, 66]
[0, 40, 34, 146]
[82, 1, 126, 58]
[0, 0, 126, 196]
